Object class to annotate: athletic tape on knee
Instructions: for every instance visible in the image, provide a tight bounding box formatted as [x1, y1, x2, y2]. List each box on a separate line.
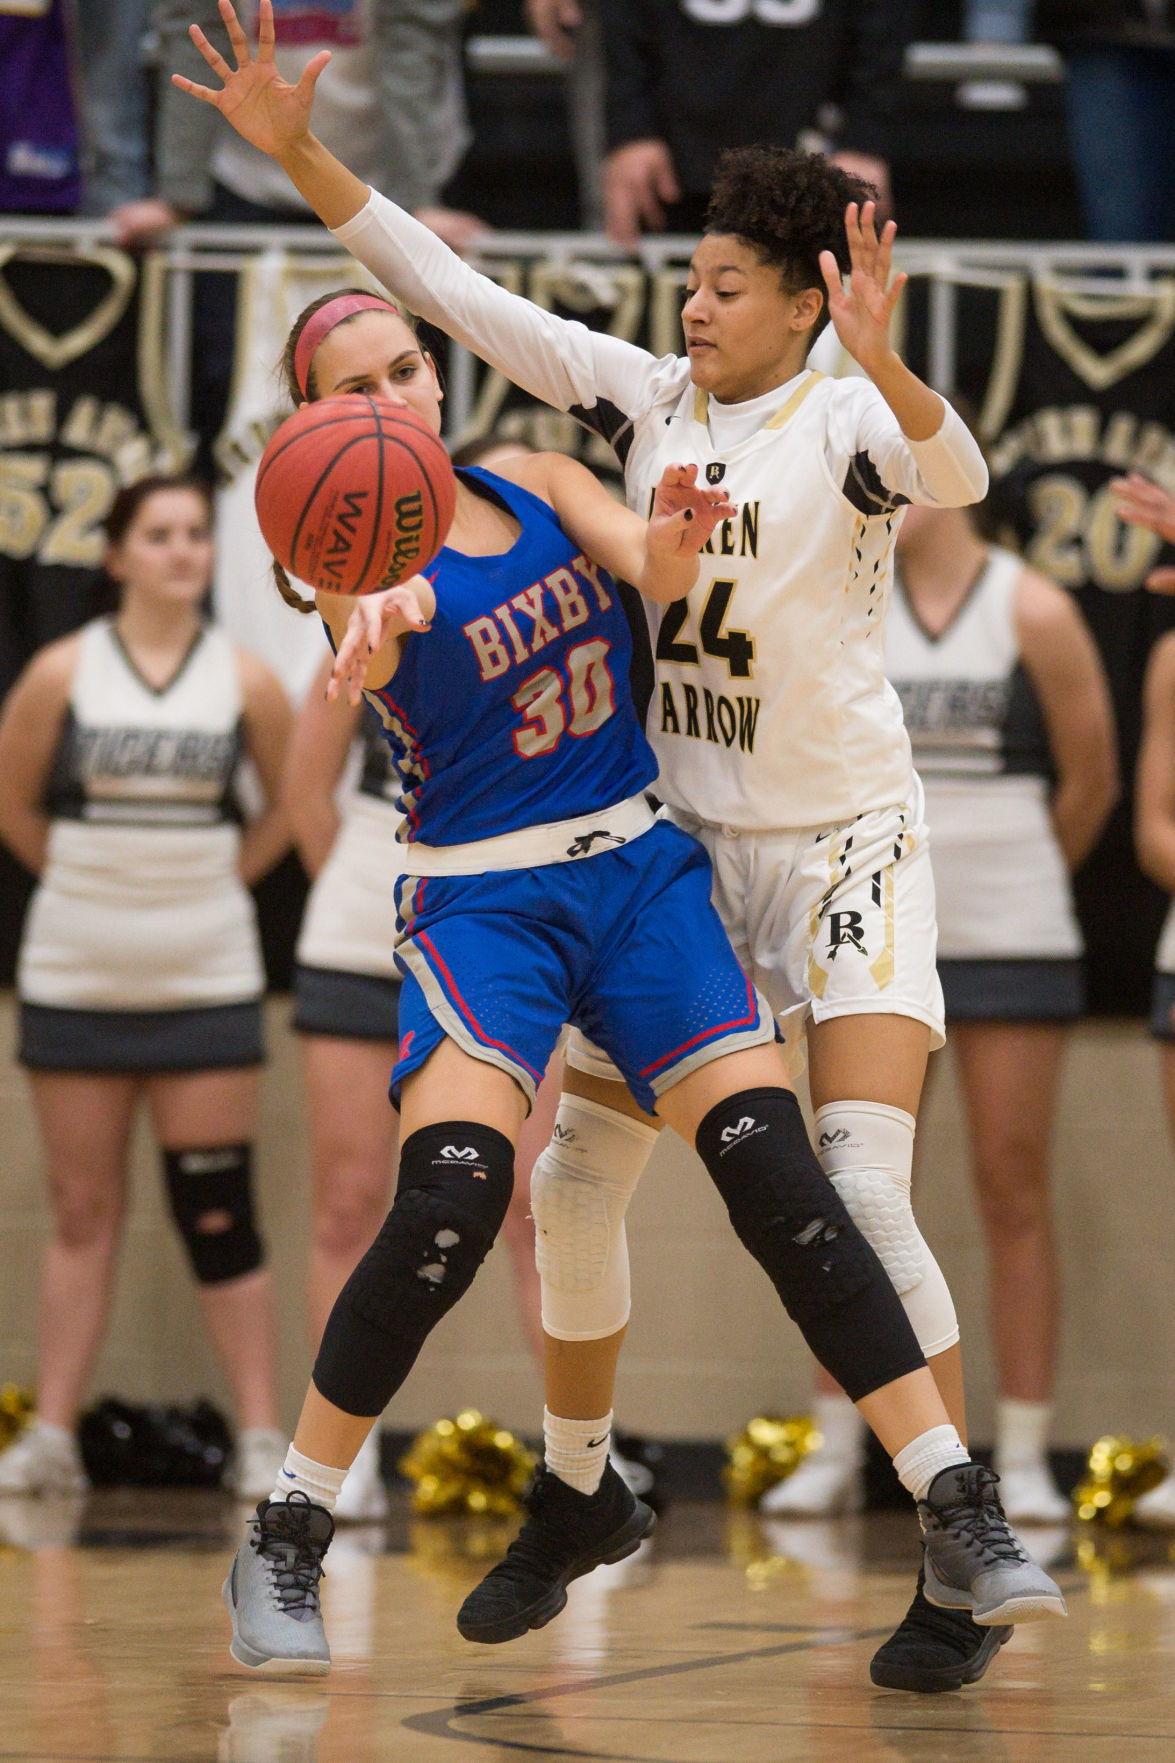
[531, 1095, 658, 1341]
[695, 1088, 926, 1401]
[162, 1144, 263, 1285]
[815, 1100, 959, 1357]
[313, 1121, 514, 1416]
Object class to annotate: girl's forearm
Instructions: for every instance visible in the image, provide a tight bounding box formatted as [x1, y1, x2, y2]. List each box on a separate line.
[239, 804, 292, 888]
[276, 134, 370, 230]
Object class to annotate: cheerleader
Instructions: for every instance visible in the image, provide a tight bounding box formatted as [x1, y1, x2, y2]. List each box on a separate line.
[0, 475, 292, 1500]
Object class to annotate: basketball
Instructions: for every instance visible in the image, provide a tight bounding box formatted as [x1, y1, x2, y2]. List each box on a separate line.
[254, 395, 457, 596]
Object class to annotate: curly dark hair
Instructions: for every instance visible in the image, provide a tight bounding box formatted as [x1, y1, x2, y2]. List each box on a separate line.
[704, 145, 878, 338]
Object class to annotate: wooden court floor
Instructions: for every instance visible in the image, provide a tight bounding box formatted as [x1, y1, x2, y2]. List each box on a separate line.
[0, 1491, 1172, 1762]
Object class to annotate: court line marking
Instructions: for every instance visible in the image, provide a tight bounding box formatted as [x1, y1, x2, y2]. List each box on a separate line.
[403, 1580, 1091, 1758]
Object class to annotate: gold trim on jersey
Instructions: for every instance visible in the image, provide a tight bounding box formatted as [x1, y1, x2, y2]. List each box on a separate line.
[0, 243, 135, 371]
[1034, 277, 1175, 394]
[692, 369, 824, 436]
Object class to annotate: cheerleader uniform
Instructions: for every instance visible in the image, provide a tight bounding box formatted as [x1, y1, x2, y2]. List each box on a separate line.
[18, 616, 265, 1070]
[886, 547, 1084, 1021]
[291, 713, 402, 1042]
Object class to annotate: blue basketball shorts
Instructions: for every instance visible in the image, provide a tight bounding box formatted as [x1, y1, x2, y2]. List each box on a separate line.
[391, 819, 775, 1113]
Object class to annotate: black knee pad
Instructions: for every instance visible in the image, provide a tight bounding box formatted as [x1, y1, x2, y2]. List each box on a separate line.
[313, 1121, 515, 1416]
[162, 1144, 264, 1285]
[695, 1089, 925, 1402]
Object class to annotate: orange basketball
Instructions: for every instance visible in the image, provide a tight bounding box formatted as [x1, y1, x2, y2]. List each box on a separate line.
[254, 396, 456, 596]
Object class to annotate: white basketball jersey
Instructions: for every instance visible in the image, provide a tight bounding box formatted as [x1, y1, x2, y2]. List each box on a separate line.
[330, 191, 990, 831]
[627, 371, 914, 829]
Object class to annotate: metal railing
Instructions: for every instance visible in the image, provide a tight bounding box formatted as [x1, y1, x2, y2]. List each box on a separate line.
[4, 217, 1175, 443]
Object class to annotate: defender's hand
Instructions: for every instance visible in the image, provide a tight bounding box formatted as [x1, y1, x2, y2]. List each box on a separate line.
[172, 0, 330, 159]
[819, 200, 907, 378]
[646, 463, 736, 559]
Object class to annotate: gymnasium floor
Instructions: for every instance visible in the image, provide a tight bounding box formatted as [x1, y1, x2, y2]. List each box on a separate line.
[1, 1492, 1172, 1762]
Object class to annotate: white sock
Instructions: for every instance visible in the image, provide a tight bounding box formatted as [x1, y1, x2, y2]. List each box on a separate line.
[270, 1444, 349, 1511]
[544, 1408, 612, 1495]
[893, 1425, 971, 1502]
[995, 1397, 1052, 1472]
[30, 1420, 75, 1451]
[813, 1393, 866, 1464]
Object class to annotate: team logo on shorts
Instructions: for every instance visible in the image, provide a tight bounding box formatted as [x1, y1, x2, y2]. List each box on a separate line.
[827, 910, 867, 956]
[705, 461, 726, 484]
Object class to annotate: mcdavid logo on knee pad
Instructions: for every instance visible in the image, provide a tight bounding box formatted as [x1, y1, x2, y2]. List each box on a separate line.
[719, 1116, 768, 1152]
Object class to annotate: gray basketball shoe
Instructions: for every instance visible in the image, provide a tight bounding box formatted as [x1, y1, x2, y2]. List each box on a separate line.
[222, 1493, 334, 1674]
[919, 1464, 1068, 1626]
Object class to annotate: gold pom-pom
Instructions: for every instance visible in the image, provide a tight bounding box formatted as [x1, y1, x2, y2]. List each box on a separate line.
[398, 1409, 537, 1518]
[0, 1386, 34, 1452]
[1073, 1434, 1169, 1528]
[723, 1414, 819, 1507]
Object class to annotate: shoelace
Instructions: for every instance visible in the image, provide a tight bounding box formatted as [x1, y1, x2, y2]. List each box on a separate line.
[934, 1469, 1028, 1565]
[253, 1496, 329, 1615]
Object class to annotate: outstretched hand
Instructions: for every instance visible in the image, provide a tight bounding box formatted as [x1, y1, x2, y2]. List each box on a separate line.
[1112, 473, 1175, 593]
[646, 463, 736, 559]
[326, 580, 432, 706]
[172, 0, 328, 159]
[819, 201, 907, 377]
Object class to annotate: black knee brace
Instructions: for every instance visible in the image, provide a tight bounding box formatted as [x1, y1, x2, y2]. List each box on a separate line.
[313, 1121, 515, 1416]
[162, 1144, 264, 1285]
[695, 1090, 926, 1402]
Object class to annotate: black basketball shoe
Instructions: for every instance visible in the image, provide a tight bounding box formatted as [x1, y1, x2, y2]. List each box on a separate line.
[456, 1460, 655, 1643]
[870, 1559, 1012, 1693]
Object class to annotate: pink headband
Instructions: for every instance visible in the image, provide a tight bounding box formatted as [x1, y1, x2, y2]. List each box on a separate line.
[294, 293, 400, 397]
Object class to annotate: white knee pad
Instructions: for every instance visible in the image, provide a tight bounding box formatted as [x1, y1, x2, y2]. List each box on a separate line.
[814, 1099, 959, 1358]
[530, 1095, 658, 1342]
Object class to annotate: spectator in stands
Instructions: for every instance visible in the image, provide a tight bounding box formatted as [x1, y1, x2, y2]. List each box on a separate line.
[525, 0, 606, 228]
[965, 1, 1032, 44]
[595, 0, 914, 246]
[112, 1, 485, 471]
[0, 0, 82, 213]
[1037, 2, 1175, 242]
[74, 0, 153, 218]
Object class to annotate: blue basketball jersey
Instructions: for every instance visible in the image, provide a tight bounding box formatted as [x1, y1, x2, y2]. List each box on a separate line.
[364, 468, 657, 845]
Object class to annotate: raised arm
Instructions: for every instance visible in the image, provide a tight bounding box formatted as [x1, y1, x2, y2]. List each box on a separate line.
[821, 202, 988, 508]
[174, 2, 671, 426]
[1014, 567, 1119, 871]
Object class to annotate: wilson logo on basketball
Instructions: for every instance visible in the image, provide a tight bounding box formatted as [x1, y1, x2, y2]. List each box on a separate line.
[254, 396, 456, 595]
[387, 487, 426, 578]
